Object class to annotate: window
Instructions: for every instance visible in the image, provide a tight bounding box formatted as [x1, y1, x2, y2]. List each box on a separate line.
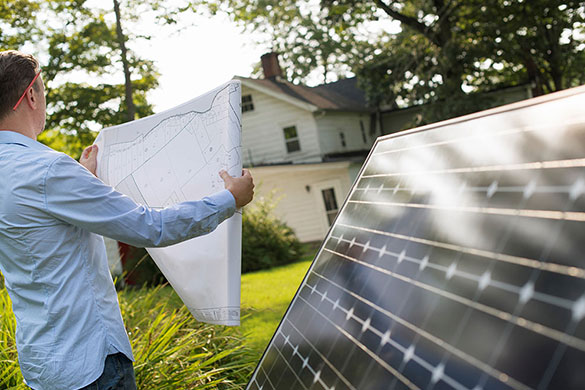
[339, 132, 346, 148]
[360, 120, 367, 144]
[242, 94, 254, 113]
[283, 126, 301, 153]
[321, 188, 339, 226]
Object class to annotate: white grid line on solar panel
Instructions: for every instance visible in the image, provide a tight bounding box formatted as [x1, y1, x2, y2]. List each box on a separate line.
[296, 293, 422, 390]
[264, 337, 310, 390]
[248, 356, 276, 388]
[347, 199, 585, 222]
[259, 365, 278, 390]
[310, 270, 532, 390]
[336, 223, 585, 280]
[276, 327, 344, 390]
[371, 117, 585, 157]
[299, 284, 474, 390]
[361, 158, 585, 179]
[322, 247, 585, 353]
[329, 234, 576, 312]
[281, 318, 358, 390]
[534, 319, 581, 390]
[353, 183, 582, 198]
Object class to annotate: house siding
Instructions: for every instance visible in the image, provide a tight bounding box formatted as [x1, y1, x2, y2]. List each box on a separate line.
[249, 163, 353, 243]
[314, 111, 376, 156]
[241, 85, 322, 166]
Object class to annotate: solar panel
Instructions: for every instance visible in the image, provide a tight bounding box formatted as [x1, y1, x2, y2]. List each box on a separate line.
[246, 86, 585, 390]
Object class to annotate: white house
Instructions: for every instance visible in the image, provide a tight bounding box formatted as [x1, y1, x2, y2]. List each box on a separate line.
[237, 53, 533, 243]
[237, 53, 379, 242]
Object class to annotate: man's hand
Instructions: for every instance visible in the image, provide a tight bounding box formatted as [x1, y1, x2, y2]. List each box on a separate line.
[79, 144, 98, 176]
[220, 169, 255, 208]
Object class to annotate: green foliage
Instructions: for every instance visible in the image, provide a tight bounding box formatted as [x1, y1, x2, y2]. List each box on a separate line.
[0, 0, 39, 47]
[198, 0, 585, 124]
[1, 0, 164, 158]
[120, 285, 255, 389]
[0, 287, 20, 388]
[242, 191, 303, 273]
[0, 285, 256, 389]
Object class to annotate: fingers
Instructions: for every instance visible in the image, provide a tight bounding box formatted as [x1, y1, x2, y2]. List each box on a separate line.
[219, 169, 232, 182]
[221, 169, 252, 179]
[81, 145, 92, 159]
[82, 144, 98, 159]
[79, 144, 99, 176]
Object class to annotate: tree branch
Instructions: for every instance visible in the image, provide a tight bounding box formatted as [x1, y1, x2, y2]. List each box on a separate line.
[374, 0, 441, 46]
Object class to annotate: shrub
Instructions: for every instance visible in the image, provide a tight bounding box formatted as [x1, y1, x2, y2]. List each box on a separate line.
[242, 190, 303, 273]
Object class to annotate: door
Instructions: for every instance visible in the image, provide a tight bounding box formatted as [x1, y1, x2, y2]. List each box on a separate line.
[312, 179, 343, 235]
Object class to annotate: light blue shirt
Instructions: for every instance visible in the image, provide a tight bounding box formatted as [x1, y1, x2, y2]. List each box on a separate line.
[0, 131, 236, 389]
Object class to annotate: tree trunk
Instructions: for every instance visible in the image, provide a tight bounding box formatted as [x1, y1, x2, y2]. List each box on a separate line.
[113, 0, 136, 122]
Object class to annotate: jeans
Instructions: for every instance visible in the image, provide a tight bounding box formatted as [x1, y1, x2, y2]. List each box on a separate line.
[78, 353, 137, 390]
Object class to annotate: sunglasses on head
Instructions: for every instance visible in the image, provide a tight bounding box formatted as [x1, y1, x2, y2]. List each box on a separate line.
[12, 70, 41, 111]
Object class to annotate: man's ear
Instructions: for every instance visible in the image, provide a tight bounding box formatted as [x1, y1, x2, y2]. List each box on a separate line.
[25, 87, 39, 109]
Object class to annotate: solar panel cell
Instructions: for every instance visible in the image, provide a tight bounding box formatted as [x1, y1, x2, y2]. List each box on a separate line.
[247, 86, 585, 390]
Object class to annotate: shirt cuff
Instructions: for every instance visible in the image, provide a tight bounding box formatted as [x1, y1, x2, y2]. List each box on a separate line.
[208, 189, 237, 214]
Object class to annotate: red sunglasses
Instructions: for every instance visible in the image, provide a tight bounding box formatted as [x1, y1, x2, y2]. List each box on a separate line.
[12, 70, 42, 111]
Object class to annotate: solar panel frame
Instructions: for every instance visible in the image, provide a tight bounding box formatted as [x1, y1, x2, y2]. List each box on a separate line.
[246, 85, 585, 390]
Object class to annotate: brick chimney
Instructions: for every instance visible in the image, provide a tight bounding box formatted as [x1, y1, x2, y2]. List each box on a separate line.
[261, 52, 282, 79]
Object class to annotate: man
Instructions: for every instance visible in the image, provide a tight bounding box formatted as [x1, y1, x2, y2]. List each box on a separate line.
[0, 50, 254, 389]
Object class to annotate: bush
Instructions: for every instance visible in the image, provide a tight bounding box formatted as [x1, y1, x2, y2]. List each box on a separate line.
[242, 190, 303, 273]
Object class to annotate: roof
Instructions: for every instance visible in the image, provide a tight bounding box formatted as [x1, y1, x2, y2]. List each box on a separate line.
[236, 76, 372, 113]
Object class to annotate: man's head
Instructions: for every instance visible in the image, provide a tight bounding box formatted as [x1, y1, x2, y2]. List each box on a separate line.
[0, 50, 45, 136]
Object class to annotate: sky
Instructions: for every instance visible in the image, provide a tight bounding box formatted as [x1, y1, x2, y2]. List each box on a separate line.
[131, 12, 270, 112]
[121, 4, 399, 113]
[73, 1, 399, 114]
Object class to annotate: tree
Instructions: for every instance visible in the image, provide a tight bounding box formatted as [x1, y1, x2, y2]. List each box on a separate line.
[0, 0, 39, 48]
[113, 0, 137, 122]
[199, 0, 364, 84]
[1, 0, 169, 158]
[197, 0, 585, 123]
[478, 0, 585, 96]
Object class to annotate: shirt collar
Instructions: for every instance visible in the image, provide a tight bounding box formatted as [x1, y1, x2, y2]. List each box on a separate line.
[0, 130, 52, 151]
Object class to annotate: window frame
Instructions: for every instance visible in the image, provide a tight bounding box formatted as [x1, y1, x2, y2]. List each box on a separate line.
[283, 125, 301, 153]
[241, 94, 254, 113]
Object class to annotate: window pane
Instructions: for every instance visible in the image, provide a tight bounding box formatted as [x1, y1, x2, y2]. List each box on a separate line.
[321, 188, 338, 211]
[283, 126, 298, 140]
[360, 120, 367, 143]
[242, 94, 254, 113]
[286, 139, 301, 153]
[326, 211, 337, 226]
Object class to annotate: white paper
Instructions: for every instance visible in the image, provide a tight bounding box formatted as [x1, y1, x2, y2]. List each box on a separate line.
[94, 81, 242, 326]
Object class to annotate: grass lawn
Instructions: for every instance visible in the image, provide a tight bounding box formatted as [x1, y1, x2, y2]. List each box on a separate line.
[240, 258, 313, 357]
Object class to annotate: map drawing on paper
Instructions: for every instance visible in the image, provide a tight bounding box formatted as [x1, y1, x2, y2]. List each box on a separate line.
[94, 80, 242, 326]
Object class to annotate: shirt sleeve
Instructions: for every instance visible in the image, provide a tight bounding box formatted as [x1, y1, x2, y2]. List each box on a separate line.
[43, 154, 236, 248]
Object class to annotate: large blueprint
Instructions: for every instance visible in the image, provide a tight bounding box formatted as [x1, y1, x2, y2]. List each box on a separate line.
[94, 81, 242, 326]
